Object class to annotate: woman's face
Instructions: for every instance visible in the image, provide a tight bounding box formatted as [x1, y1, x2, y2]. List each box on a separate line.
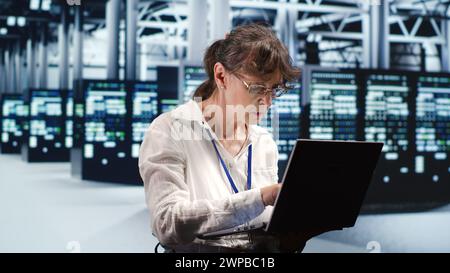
[226, 71, 282, 124]
[213, 62, 283, 125]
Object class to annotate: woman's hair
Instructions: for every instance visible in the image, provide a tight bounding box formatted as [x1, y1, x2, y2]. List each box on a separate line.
[193, 23, 301, 100]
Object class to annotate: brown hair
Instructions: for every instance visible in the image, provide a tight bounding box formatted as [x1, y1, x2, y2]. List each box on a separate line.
[193, 23, 301, 100]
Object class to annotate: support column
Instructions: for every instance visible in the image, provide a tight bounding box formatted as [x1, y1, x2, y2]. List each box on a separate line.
[125, 0, 137, 80]
[368, 0, 389, 69]
[369, 4, 380, 68]
[106, 0, 120, 80]
[135, 39, 141, 80]
[275, 4, 299, 63]
[187, 0, 208, 63]
[73, 4, 84, 81]
[441, 14, 450, 72]
[5, 47, 10, 92]
[38, 24, 48, 88]
[34, 34, 39, 87]
[0, 47, 5, 94]
[378, 0, 389, 69]
[8, 44, 16, 93]
[139, 43, 147, 80]
[19, 41, 26, 94]
[27, 32, 36, 89]
[286, 8, 299, 62]
[209, 0, 230, 42]
[362, 3, 371, 68]
[59, 4, 69, 89]
[15, 41, 23, 93]
[276, 7, 288, 47]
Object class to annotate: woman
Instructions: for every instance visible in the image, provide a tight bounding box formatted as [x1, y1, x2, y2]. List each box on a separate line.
[139, 24, 310, 253]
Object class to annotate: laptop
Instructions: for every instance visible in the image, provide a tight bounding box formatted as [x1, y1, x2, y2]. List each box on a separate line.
[197, 139, 384, 239]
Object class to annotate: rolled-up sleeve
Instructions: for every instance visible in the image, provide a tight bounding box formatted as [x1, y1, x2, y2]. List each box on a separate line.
[138, 116, 265, 246]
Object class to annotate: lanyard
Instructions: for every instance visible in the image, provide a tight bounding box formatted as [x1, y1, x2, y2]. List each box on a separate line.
[210, 140, 252, 194]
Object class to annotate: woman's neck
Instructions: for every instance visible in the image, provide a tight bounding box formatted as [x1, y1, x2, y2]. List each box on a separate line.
[199, 90, 248, 142]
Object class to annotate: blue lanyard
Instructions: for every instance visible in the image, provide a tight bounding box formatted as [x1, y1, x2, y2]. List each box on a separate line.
[210, 140, 252, 194]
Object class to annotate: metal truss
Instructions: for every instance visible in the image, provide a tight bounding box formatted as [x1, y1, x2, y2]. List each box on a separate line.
[388, 0, 450, 70]
[4, 0, 447, 71]
[134, 0, 371, 67]
[136, 1, 188, 59]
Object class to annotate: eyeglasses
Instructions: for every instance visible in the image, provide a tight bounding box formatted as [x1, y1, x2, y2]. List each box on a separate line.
[234, 74, 295, 99]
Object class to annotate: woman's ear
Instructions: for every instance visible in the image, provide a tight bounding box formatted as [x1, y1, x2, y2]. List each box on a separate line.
[213, 62, 227, 90]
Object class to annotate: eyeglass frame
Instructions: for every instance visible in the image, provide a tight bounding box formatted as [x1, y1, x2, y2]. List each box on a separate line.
[232, 73, 294, 99]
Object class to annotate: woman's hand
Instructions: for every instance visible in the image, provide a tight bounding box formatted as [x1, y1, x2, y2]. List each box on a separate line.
[260, 183, 282, 206]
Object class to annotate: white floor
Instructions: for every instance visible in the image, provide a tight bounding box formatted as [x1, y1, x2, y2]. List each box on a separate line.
[0, 154, 154, 253]
[1, 153, 449, 253]
[316, 206, 450, 253]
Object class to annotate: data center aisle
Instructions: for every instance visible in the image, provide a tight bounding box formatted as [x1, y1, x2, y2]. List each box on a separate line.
[6, 153, 449, 253]
[0, 153, 364, 253]
[317, 205, 450, 253]
[0, 154, 157, 253]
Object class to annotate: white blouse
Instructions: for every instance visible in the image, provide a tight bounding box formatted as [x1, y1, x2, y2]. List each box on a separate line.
[138, 100, 279, 250]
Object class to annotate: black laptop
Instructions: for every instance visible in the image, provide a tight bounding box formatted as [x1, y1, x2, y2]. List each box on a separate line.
[198, 139, 384, 239]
